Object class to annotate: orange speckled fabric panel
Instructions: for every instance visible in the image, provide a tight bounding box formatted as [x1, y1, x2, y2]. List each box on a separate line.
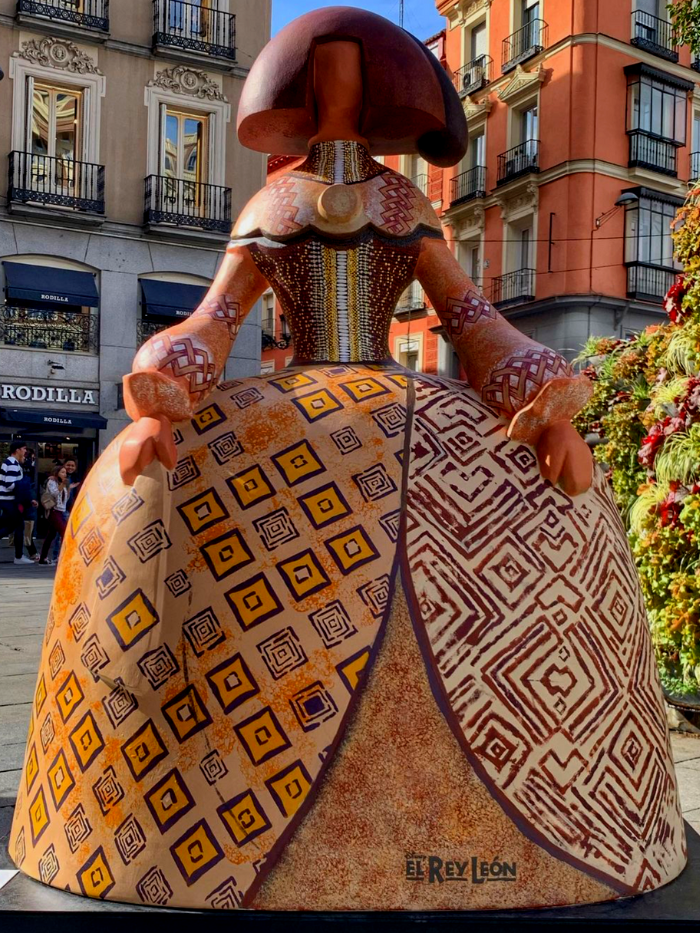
[404, 373, 687, 895]
[9, 363, 406, 909]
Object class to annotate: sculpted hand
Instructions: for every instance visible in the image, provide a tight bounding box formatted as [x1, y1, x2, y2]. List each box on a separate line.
[535, 420, 593, 497]
[119, 416, 177, 486]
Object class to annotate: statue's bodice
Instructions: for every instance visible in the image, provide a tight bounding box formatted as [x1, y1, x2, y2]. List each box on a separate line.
[229, 141, 443, 362]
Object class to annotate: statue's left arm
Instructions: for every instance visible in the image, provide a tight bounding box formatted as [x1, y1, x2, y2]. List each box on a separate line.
[415, 237, 594, 495]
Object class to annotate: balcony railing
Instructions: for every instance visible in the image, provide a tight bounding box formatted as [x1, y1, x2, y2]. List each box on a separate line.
[153, 0, 235, 60]
[626, 263, 676, 302]
[450, 166, 487, 204]
[497, 140, 540, 185]
[492, 269, 536, 308]
[630, 10, 678, 62]
[144, 175, 232, 234]
[262, 326, 292, 351]
[1, 306, 98, 353]
[137, 319, 168, 347]
[628, 132, 677, 176]
[502, 19, 547, 72]
[453, 56, 493, 96]
[9, 151, 105, 213]
[691, 151, 700, 182]
[16, 0, 109, 32]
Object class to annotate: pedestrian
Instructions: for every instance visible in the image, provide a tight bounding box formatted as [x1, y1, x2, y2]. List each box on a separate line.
[39, 465, 69, 565]
[0, 440, 35, 565]
[51, 458, 80, 561]
[15, 449, 39, 561]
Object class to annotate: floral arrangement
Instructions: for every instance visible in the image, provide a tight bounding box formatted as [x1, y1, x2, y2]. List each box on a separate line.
[574, 186, 700, 701]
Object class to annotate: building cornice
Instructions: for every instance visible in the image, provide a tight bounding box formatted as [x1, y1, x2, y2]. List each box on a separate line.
[457, 31, 700, 109]
[444, 158, 689, 230]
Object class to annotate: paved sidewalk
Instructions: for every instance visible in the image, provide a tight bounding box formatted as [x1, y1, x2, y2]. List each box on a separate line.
[0, 558, 699, 858]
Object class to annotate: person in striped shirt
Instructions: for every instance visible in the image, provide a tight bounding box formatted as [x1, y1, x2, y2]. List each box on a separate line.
[0, 441, 35, 564]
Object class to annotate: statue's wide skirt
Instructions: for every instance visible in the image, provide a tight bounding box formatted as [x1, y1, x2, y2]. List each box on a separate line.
[9, 363, 686, 910]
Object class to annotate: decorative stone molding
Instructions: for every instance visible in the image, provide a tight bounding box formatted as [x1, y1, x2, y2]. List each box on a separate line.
[13, 37, 102, 75]
[464, 96, 492, 129]
[494, 180, 539, 222]
[447, 0, 493, 28]
[149, 66, 227, 102]
[498, 65, 546, 106]
[446, 199, 486, 238]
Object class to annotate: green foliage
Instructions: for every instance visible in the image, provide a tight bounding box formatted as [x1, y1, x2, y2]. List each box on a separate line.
[574, 183, 700, 694]
[668, 1, 700, 58]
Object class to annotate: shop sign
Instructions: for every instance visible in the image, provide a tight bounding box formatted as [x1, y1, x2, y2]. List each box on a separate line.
[0, 383, 98, 405]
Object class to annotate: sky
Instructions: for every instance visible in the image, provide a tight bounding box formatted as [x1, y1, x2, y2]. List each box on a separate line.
[272, 0, 445, 42]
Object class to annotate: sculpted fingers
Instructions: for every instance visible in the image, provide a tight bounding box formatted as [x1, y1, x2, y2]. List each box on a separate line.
[536, 435, 567, 486]
[119, 430, 155, 486]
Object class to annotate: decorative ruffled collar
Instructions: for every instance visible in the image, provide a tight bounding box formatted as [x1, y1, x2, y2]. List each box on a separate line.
[293, 140, 387, 185]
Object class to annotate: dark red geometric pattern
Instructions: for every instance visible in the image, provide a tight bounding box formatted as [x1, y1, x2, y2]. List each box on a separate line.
[377, 174, 419, 236]
[443, 292, 496, 337]
[147, 335, 217, 400]
[482, 347, 572, 419]
[197, 295, 242, 338]
[405, 373, 686, 893]
[264, 176, 302, 237]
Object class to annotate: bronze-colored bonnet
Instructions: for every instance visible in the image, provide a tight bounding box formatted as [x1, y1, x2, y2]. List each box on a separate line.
[237, 6, 467, 168]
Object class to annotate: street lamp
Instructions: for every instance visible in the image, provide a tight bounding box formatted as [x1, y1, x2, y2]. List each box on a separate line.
[595, 191, 639, 229]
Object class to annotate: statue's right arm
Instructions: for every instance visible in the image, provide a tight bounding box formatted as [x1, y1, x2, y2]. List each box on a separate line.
[119, 245, 269, 485]
[124, 245, 269, 423]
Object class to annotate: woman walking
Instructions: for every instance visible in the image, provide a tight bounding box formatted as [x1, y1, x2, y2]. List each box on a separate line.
[38, 465, 69, 565]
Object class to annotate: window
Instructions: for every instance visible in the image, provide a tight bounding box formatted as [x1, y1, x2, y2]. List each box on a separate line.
[519, 227, 532, 269]
[395, 334, 422, 371]
[693, 112, 700, 151]
[624, 194, 680, 268]
[462, 240, 482, 287]
[470, 21, 487, 63]
[520, 103, 538, 144]
[470, 130, 485, 168]
[262, 292, 275, 336]
[162, 106, 208, 181]
[438, 334, 460, 379]
[626, 68, 687, 144]
[405, 153, 428, 195]
[522, 0, 540, 44]
[26, 81, 84, 197]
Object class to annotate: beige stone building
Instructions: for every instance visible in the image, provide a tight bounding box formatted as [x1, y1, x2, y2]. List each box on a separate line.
[0, 0, 270, 477]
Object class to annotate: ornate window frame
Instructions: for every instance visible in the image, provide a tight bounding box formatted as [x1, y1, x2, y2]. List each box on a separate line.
[145, 65, 231, 187]
[9, 37, 105, 163]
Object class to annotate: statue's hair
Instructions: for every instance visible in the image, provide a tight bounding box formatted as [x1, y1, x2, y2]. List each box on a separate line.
[237, 6, 467, 168]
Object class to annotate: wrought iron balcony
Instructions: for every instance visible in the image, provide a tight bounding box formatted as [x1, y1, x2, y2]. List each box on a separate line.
[153, 0, 235, 60]
[630, 10, 678, 62]
[628, 132, 677, 176]
[691, 151, 700, 183]
[502, 19, 547, 72]
[453, 56, 493, 96]
[16, 0, 109, 32]
[497, 140, 539, 186]
[137, 319, 169, 347]
[144, 175, 232, 234]
[492, 269, 536, 308]
[450, 166, 487, 204]
[1, 305, 98, 353]
[9, 151, 105, 213]
[626, 263, 676, 302]
[262, 327, 292, 351]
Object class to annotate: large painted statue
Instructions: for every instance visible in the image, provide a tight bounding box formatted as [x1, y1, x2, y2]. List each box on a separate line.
[9, 8, 685, 911]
